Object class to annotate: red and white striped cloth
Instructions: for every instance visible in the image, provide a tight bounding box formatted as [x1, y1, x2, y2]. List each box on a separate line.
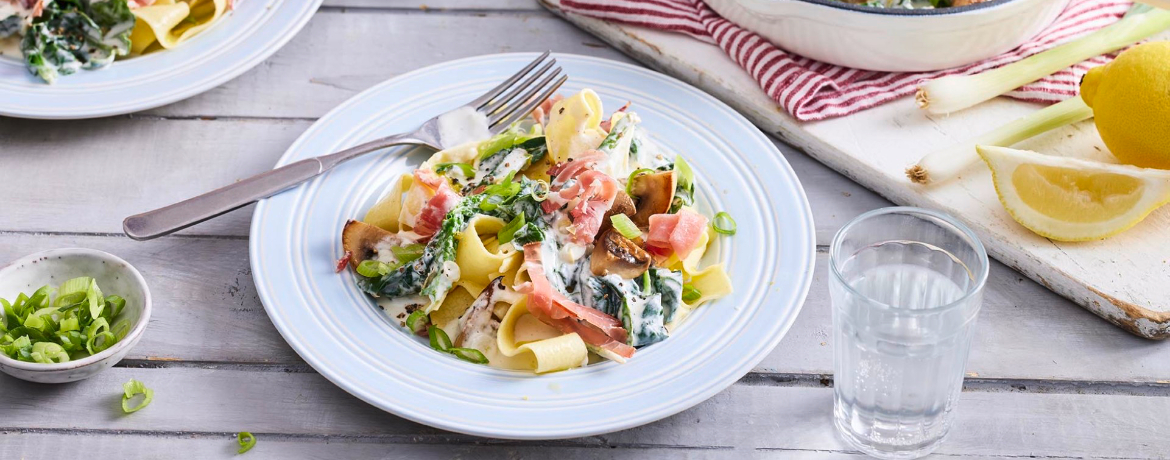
[560, 0, 1133, 121]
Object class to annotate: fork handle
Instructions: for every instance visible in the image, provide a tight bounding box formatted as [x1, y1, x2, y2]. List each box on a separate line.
[123, 133, 421, 241]
[122, 158, 325, 240]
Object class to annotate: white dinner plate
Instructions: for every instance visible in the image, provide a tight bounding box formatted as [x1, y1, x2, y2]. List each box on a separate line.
[250, 53, 816, 439]
[0, 0, 322, 119]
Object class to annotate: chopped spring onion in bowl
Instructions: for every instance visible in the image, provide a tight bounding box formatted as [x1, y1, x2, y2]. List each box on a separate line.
[1, 277, 131, 364]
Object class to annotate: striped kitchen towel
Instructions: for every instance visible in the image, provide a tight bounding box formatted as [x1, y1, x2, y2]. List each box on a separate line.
[559, 0, 1133, 121]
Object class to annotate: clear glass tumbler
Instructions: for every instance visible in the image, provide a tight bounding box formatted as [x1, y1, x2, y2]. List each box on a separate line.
[829, 207, 988, 459]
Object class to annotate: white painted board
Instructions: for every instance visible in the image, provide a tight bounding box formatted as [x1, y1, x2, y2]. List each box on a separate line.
[541, 0, 1170, 338]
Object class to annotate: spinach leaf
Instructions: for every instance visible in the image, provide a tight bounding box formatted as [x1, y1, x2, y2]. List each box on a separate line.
[20, 0, 135, 84]
[651, 269, 684, 323]
[0, 15, 21, 39]
[469, 137, 548, 193]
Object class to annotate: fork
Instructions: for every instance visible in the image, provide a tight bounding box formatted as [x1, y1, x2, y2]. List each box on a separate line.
[122, 52, 567, 241]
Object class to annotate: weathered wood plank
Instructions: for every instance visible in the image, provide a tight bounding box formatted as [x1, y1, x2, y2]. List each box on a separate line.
[0, 432, 1090, 460]
[0, 117, 881, 243]
[2, 367, 1168, 458]
[0, 232, 1164, 383]
[140, 9, 624, 119]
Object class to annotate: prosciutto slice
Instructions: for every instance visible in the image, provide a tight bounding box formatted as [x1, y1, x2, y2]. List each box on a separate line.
[411, 169, 460, 238]
[541, 169, 618, 245]
[647, 208, 709, 260]
[520, 243, 635, 361]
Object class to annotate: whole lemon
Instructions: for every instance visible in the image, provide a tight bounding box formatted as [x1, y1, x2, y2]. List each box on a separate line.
[1081, 41, 1170, 169]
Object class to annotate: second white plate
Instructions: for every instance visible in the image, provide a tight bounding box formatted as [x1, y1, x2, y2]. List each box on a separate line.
[0, 0, 321, 119]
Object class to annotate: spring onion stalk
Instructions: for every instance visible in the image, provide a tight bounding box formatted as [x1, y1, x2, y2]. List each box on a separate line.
[610, 214, 641, 240]
[915, 6, 1170, 115]
[121, 379, 154, 414]
[906, 97, 1093, 185]
[390, 244, 425, 265]
[626, 168, 655, 195]
[237, 432, 257, 454]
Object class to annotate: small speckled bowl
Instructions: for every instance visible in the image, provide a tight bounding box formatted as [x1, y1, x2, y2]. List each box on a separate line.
[0, 248, 152, 383]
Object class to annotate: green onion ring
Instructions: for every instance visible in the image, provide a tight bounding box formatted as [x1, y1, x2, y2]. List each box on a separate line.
[121, 379, 154, 414]
[237, 432, 257, 454]
[682, 284, 702, 303]
[428, 326, 453, 352]
[448, 347, 489, 364]
[712, 212, 737, 235]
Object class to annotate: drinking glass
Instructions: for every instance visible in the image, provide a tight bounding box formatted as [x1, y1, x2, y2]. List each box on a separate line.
[829, 207, 988, 459]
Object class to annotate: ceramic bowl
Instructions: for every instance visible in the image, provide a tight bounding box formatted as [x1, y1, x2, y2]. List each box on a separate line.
[704, 0, 1072, 71]
[0, 248, 152, 383]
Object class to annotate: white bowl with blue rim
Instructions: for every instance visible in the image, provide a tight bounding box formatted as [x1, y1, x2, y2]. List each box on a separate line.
[0, 248, 152, 383]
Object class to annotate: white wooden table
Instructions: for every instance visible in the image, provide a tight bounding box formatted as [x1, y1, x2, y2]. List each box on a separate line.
[2, 1, 1169, 458]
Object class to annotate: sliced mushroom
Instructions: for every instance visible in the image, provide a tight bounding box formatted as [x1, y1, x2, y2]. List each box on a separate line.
[342, 219, 396, 266]
[597, 191, 636, 235]
[456, 277, 505, 348]
[629, 171, 675, 227]
[590, 229, 652, 278]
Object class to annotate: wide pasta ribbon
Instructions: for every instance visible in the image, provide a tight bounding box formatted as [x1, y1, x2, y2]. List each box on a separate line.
[129, 0, 229, 54]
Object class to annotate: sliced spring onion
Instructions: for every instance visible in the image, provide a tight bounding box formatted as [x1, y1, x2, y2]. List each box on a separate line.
[121, 379, 154, 414]
[498, 213, 526, 245]
[428, 326, 453, 352]
[435, 162, 475, 178]
[405, 310, 428, 334]
[84, 317, 111, 355]
[111, 318, 132, 341]
[237, 432, 257, 454]
[674, 156, 695, 190]
[390, 244, 425, 265]
[682, 284, 701, 303]
[906, 97, 1092, 185]
[355, 260, 387, 278]
[85, 278, 104, 320]
[915, 7, 1170, 114]
[448, 347, 489, 364]
[610, 214, 641, 240]
[104, 295, 125, 321]
[30, 342, 68, 364]
[641, 271, 652, 295]
[626, 168, 655, 195]
[712, 212, 737, 236]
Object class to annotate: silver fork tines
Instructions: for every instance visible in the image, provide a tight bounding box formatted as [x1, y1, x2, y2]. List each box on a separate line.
[122, 51, 569, 241]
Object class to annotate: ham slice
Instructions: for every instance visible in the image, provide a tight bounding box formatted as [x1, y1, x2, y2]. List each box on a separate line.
[647, 208, 708, 260]
[411, 170, 460, 238]
[530, 94, 564, 126]
[546, 149, 607, 188]
[541, 169, 618, 245]
[520, 243, 635, 361]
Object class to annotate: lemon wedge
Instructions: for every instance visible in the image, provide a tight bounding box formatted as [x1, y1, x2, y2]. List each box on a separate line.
[976, 145, 1170, 241]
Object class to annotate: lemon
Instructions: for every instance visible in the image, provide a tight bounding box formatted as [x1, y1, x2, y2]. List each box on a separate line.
[1081, 41, 1170, 169]
[976, 145, 1170, 241]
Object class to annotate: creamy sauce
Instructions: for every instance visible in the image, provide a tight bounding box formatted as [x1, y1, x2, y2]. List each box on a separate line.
[437, 106, 490, 147]
[0, 35, 20, 60]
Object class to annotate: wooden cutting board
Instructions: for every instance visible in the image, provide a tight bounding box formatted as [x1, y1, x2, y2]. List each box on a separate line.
[542, 0, 1170, 339]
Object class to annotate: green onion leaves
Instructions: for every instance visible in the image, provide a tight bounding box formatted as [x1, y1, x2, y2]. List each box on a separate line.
[498, 213, 526, 245]
[610, 214, 641, 240]
[712, 212, 737, 235]
[121, 379, 154, 414]
[237, 432, 257, 454]
[405, 310, 428, 334]
[448, 347, 489, 364]
[435, 162, 475, 178]
[427, 326, 490, 365]
[682, 284, 702, 303]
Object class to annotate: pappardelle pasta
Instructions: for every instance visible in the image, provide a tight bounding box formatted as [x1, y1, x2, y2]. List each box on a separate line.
[339, 89, 734, 374]
[0, 0, 233, 84]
